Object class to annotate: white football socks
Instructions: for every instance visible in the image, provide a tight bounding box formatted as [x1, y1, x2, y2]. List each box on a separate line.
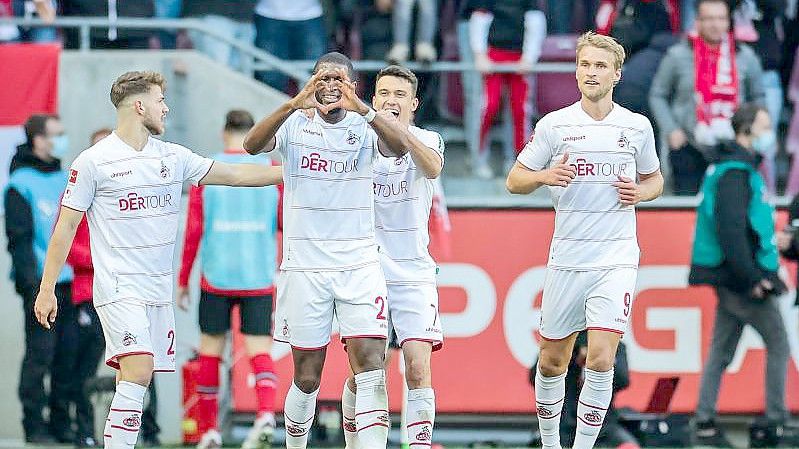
[354, 370, 389, 449]
[406, 388, 436, 447]
[535, 370, 567, 449]
[573, 368, 614, 449]
[342, 378, 359, 449]
[106, 381, 146, 449]
[284, 382, 319, 449]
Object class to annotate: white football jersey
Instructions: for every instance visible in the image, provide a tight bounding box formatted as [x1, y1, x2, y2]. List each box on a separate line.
[276, 110, 380, 271]
[62, 132, 213, 306]
[373, 126, 444, 284]
[517, 102, 660, 270]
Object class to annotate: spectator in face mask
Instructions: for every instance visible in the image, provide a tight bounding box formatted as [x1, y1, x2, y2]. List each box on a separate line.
[4, 113, 77, 444]
[688, 102, 790, 447]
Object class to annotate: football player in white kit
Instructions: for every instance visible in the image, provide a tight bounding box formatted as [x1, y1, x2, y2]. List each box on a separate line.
[243, 52, 411, 449]
[506, 32, 664, 449]
[340, 65, 444, 449]
[32, 71, 283, 449]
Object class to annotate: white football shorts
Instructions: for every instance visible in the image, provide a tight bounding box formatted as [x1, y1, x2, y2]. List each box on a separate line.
[274, 263, 389, 349]
[95, 300, 176, 372]
[387, 282, 443, 350]
[539, 267, 637, 340]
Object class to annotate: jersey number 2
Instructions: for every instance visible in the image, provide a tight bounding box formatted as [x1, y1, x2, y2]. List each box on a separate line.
[375, 296, 387, 320]
[167, 330, 175, 355]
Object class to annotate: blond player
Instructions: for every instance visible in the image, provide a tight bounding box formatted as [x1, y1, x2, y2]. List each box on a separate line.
[341, 65, 444, 449]
[243, 52, 410, 449]
[506, 32, 663, 449]
[33, 71, 283, 449]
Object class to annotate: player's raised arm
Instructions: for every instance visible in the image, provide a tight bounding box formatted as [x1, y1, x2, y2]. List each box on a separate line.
[506, 151, 576, 194]
[244, 71, 325, 154]
[200, 161, 283, 187]
[34, 206, 84, 329]
[404, 126, 443, 179]
[373, 109, 443, 178]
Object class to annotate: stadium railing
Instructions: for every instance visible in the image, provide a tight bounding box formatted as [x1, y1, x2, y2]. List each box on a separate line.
[3, 17, 574, 181]
[8, 17, 793, 205]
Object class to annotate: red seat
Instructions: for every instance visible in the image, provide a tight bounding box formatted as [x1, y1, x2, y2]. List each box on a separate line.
[536, 35, 581, 116]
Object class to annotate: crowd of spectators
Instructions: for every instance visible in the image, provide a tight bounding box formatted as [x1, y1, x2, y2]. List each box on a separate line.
[2, 0, 799, 192]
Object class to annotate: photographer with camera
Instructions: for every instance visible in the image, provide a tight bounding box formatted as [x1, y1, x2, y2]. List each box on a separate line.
[688, 102, 790, 447]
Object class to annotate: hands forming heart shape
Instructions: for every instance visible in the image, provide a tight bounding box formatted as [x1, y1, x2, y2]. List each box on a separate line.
[292, 67, 370, 116]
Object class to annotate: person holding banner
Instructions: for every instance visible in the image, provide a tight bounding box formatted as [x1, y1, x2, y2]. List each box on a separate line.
[506, 31, 663, 449]
[31, 70, 283, 449]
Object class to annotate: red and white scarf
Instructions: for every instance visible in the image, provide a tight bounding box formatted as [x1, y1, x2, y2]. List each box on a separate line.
[692, 32, 738, 147]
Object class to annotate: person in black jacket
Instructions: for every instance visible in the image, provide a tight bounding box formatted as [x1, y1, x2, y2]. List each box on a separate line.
[688, 103, 790, 447]
[5, 114, 78, 444]
[615, 32, 678, 137]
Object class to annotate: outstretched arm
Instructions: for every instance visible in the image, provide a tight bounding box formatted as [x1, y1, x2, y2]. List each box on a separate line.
[200, 162, 283, 187]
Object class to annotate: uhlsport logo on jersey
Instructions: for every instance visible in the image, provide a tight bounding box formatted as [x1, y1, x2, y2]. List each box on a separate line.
[583, 410, 603, 424]
[111, 169, 133, 179]
[300, 152, 359, 173]
[122, 331, 137, 346]
[123, 414, 141, 428]
[118, 192, 173, 211]
[570, 158, 628, 177]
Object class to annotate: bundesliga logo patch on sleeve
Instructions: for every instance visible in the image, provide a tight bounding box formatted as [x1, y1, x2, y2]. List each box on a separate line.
[69, 169, 78, 184]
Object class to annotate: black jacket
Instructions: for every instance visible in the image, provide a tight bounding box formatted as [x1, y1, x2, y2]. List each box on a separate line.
[616, 32, 679, 119]
[688, 141, 786, 295]
[461, 0, 539, 51]
[4, 145, 62, 297]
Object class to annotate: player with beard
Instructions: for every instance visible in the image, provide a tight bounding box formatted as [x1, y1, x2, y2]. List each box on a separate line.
[506, 32, 663, 449]
[243, 52, 410, 449]
[339, 65, 444, 449]
[33, 71, 283, 449]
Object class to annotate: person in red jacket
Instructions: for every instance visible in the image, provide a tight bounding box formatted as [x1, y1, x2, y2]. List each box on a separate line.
[177, 110, 282, 449]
